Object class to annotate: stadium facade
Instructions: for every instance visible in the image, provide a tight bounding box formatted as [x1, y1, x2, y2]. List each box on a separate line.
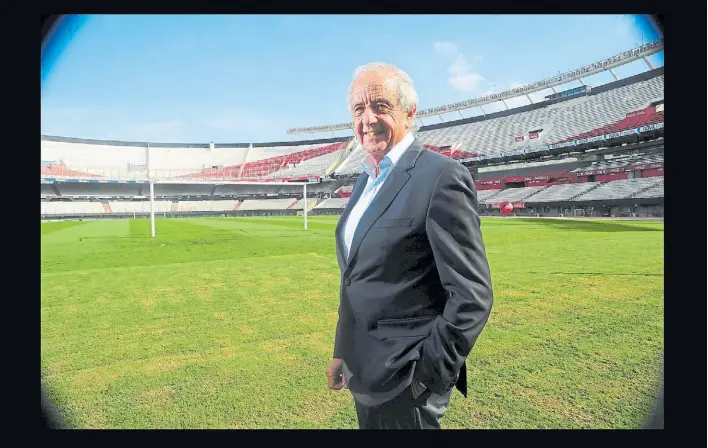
[41, 42, 664, 221]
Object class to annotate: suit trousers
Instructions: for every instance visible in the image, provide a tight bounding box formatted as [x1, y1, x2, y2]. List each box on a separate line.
[353, 385, 453, 429]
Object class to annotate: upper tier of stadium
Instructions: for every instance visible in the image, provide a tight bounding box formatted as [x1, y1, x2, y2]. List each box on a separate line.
[41, 43, 663, 184]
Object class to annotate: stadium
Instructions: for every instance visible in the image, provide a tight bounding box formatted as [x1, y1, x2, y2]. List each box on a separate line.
[41, 36, 664, 429]
[41, 41, 663, 222]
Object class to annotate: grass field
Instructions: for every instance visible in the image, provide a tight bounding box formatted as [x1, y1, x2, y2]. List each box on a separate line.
[41, 216, 664, 429]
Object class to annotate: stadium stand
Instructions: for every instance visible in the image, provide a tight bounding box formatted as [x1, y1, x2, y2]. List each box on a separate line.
[572, 177, 663, 201]
[41, 138, 149, 180]
[238, 199, 297, 211]
[480, 186, 546, 204]
[573, 152, 663, 173]
[56, 183, 142, 198]
[632, 180, 664, 199]
[41, 60, 663, 220]
[524, 182, 601, 203]
[261, 142, 348, 179]
[550, 81, 663, 145]
[107, 201, 172, 214]
[41, 184, 56, 198]
[335, 185, 354, 198]
[289, 198, 320, 210]
[41, 164, 101, 179]
[151, 145, 248, 180]
[213, 184, 284, 196]
[176, 200, 240, 212]
[314, 198, 349, 209]
[476, 190, 503, 202]
[42, 201, 104, 215]
[334, 71, 663, 175]
[189, 141, 348, 180]
[153, 184, 213, 197]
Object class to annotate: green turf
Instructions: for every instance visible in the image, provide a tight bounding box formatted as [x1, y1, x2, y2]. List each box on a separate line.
[41, 216, 664, 429]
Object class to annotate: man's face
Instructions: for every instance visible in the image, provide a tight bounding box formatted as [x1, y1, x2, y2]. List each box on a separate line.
[349, 70, 416, 160]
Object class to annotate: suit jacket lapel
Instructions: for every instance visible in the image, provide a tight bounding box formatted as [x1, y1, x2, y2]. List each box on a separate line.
[344, 140, 425, 273]
[335, 173, 369, 272]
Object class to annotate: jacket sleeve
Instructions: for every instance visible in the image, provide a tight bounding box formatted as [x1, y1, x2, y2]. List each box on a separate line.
[414, 161, 494, 395]
[333, 306, 344, 358]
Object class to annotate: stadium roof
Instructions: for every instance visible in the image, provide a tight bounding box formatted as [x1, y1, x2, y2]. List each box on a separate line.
[286, 40, 663, 135]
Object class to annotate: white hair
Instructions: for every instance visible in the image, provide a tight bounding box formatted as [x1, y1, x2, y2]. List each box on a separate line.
[347, 62, 419, 114]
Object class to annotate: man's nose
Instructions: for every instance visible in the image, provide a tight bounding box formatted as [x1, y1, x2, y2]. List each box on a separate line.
[362, 108, 378, 127]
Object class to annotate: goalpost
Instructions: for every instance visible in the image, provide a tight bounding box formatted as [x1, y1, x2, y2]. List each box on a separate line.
[147, 180, 311, 237]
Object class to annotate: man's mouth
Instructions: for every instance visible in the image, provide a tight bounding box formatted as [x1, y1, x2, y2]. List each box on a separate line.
[365, 130, 382, 137]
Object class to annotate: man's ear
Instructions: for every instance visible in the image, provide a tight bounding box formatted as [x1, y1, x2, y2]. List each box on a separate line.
[406, 105, 417, 126]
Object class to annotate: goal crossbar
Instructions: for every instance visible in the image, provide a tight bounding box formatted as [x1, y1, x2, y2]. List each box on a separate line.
[148, 179, 313, 237]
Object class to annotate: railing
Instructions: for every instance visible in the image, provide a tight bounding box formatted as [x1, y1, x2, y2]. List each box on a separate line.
[40, 161, 336, 183]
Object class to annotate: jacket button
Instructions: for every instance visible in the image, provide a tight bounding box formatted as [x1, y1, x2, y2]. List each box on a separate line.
[344, 278, 351, 286]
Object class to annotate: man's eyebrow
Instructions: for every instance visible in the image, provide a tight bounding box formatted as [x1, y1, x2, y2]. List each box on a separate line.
[350, 95, 393, 109]
[372, 98, 393, 106]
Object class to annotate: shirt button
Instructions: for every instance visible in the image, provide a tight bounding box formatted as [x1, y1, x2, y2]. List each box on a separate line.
[344, 278, 351, 286]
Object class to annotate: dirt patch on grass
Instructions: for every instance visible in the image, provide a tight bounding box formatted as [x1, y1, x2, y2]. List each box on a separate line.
[69, 367, 122, 390]
[195, 282, 224, 301]
[81, 409, 109, 428]
[261, 338, 299, 363]
[219, 346, 236, 359]
[289, 391, 351, 424]
[262, 339, 288, 353]
[142, 354, 204, 374]
[43, 361, 67, 379]
[139, 386, 173, 408]
[513, 387, 595, 428]
[293, 331, 333, 355]
[297, 314, 321, 326]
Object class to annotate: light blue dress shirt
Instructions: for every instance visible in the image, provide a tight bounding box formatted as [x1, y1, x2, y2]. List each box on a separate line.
[342, 132, 414, 260]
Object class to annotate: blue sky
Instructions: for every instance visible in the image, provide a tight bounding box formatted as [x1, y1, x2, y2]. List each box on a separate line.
[41, 14, 663, 144]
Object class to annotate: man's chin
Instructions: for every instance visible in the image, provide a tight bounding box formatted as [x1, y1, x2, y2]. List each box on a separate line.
[363, 143, 390, 155]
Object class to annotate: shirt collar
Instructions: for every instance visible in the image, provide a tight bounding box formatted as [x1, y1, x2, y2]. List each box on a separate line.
[360, 132, 414, 180]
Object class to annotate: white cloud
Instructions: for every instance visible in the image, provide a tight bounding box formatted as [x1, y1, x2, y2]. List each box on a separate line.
[433, 42, 486, 93]
[449, 69, 485, 92]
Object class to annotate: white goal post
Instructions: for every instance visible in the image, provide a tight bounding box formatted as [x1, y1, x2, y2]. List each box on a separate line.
[148, 180, 312, 238]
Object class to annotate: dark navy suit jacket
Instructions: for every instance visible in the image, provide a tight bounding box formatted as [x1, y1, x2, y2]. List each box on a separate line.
[333, 138, 494, 398]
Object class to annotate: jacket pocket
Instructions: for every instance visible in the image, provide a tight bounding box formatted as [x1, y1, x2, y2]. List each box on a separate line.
[373, 217, 414, 228]
[374, 314, 437, 339]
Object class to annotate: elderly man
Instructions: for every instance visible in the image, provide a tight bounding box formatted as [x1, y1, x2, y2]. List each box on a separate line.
[325, 62, 494, 429]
